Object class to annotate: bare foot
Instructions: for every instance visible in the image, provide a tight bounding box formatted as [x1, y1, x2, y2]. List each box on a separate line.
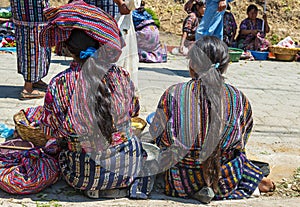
[258, 177, 276, 193]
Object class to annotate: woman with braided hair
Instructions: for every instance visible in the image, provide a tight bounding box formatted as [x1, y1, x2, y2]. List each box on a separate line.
[150, 36, 275, 203]
[21, 1, 147, 199]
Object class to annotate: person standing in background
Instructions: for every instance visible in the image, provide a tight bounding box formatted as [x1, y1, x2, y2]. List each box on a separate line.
[185, 0, 233, 41]
[223, 4, 237, 47]
[69, 0, 131, 17]
[10, 0, 51, 100]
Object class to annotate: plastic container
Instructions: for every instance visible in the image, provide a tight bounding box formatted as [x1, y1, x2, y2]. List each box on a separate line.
[228, 47, 243, 62]
[249, 50, 269, 60]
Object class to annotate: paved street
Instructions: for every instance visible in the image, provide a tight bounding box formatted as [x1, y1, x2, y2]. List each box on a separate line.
[0, 53, 299, 206]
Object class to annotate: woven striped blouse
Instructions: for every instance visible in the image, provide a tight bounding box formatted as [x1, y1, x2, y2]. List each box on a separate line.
[150, 79, 263, 199]
[42, 61, 139, 140]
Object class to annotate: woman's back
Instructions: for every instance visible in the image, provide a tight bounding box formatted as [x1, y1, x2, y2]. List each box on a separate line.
[150, 80, 252, 167]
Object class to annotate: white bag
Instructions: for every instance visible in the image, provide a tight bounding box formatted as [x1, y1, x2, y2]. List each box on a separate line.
[116, 13, 139, 89]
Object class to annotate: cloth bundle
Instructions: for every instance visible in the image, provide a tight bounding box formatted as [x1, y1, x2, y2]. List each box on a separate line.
[0, 139, 60, 194]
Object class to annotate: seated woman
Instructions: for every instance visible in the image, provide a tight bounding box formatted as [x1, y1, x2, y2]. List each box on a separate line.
[223, 4, 237, 47]
[180, 0, 205, 54]
[237, 4, 270, 51]
[149, 36, 275, 203]
[24, 1, 147, 199]
[132, 1, 167, 63]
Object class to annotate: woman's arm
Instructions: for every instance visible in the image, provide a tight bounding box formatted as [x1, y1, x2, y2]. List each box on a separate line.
[263, 14, 270, 33]
[149, 90, 171, 145]
[113, 0, 131, 14]
[240, 29, 258, 36]
[180, 32, 188, 53]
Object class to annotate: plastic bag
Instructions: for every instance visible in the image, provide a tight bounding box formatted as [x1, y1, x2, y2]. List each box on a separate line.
[116, 14, 139, 88]
[277, 36, 295, 48]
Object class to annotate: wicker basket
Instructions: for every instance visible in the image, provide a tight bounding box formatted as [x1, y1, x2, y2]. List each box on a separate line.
[13, 110, 47, 147]
[269, 46, 300, 55]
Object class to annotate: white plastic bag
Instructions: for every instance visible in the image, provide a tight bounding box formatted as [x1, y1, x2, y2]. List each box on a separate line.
[116, 13, 139, 89]
[277, 36, 295, 48]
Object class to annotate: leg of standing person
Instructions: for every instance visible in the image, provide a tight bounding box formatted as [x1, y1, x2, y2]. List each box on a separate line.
[195, 0, 226, 40]
[11, 0, 51, 100]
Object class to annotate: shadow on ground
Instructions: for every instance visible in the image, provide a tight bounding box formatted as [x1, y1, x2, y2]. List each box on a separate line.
[139, 67, 190, 78]
[51, 58, 72, 66]
[0, 180, 201, 205]
[0, 85, 23, 99]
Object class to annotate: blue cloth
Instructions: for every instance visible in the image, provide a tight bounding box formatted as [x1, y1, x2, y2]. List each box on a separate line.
[79, 47, 97, 59]
[0, 123, 14, 138]
[132, 9, 153, 28]
[196, 0, 232, 40]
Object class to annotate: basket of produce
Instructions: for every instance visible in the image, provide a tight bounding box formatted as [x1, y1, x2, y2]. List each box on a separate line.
[13, 110, 47, 147]
[131, 117, 147, 137]
[228, 47, 243, 62]
[249, 50, 269, 60]
[269, 46, 300, 61]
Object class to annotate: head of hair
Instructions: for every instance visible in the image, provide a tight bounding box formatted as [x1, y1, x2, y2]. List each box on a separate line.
[187, 36, 228, 192]
[191, 1, 205, 14]
[227, 4, 231, 11]
[65, 29, 100, 63]
[188, 36, 229, 77]
[247, 4, 258, 14]
[66, 29, 115, 144]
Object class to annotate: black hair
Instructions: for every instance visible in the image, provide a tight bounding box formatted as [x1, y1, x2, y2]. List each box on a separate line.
[65, 29, 99, 63]
[65, 29, 115, 144]
[191, 1, 205, 15]
[187, 36, 228, 192]
[188, 36, 229, 76]
[247, 4, 258, 14]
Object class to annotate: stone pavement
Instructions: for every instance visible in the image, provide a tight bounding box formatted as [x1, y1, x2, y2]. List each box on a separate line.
[0, 53, 299, 206]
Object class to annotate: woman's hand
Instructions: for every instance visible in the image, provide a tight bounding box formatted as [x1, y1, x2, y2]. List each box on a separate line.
[118, 3, 131, 15]
[262, 13, 267, 21]
[218, 0, 227, 12]
[251, 29, 259, 35]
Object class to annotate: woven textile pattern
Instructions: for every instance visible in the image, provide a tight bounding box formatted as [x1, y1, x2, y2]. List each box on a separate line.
[10, 0, 51, 82]
[59, 137, 144, 191]
[150, 81, 263, 199]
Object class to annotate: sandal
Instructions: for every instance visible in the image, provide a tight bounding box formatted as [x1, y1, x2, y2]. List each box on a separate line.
[33, 81, 48, 90]
[19, 90, 45, 100]
[192, 186, 215, 204]
[84, 188, 128, 199]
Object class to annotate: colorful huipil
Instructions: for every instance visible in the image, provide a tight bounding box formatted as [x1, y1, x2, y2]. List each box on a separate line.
[237, 17, 270, 51]
[182, 12, 203, 48]
[25, 61, 142, 191]
[150, 80, 264, 199]
[10, 0, 51, 83]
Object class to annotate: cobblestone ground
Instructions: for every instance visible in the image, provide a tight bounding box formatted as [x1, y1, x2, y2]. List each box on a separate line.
[0, 53, 299, 206]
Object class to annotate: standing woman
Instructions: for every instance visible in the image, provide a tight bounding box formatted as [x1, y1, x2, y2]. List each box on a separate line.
[10, 0, 51, 100]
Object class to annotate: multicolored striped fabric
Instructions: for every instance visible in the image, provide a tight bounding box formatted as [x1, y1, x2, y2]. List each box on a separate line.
[40, 0, 123, 63]
[83, 0, 119, 18]
[150, 80, 263, 199]
[0, 139, 59, 195]
[38, 62, 139, 139]
[59, 137, 144, 191]
[10, 0, 51, 83]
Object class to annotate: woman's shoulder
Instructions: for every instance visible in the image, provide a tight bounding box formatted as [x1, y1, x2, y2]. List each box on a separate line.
[224, 83, 249, 100]
[49, 62, 80, 87]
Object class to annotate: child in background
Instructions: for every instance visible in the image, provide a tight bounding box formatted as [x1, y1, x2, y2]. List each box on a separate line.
[179, 0, 205, 55]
